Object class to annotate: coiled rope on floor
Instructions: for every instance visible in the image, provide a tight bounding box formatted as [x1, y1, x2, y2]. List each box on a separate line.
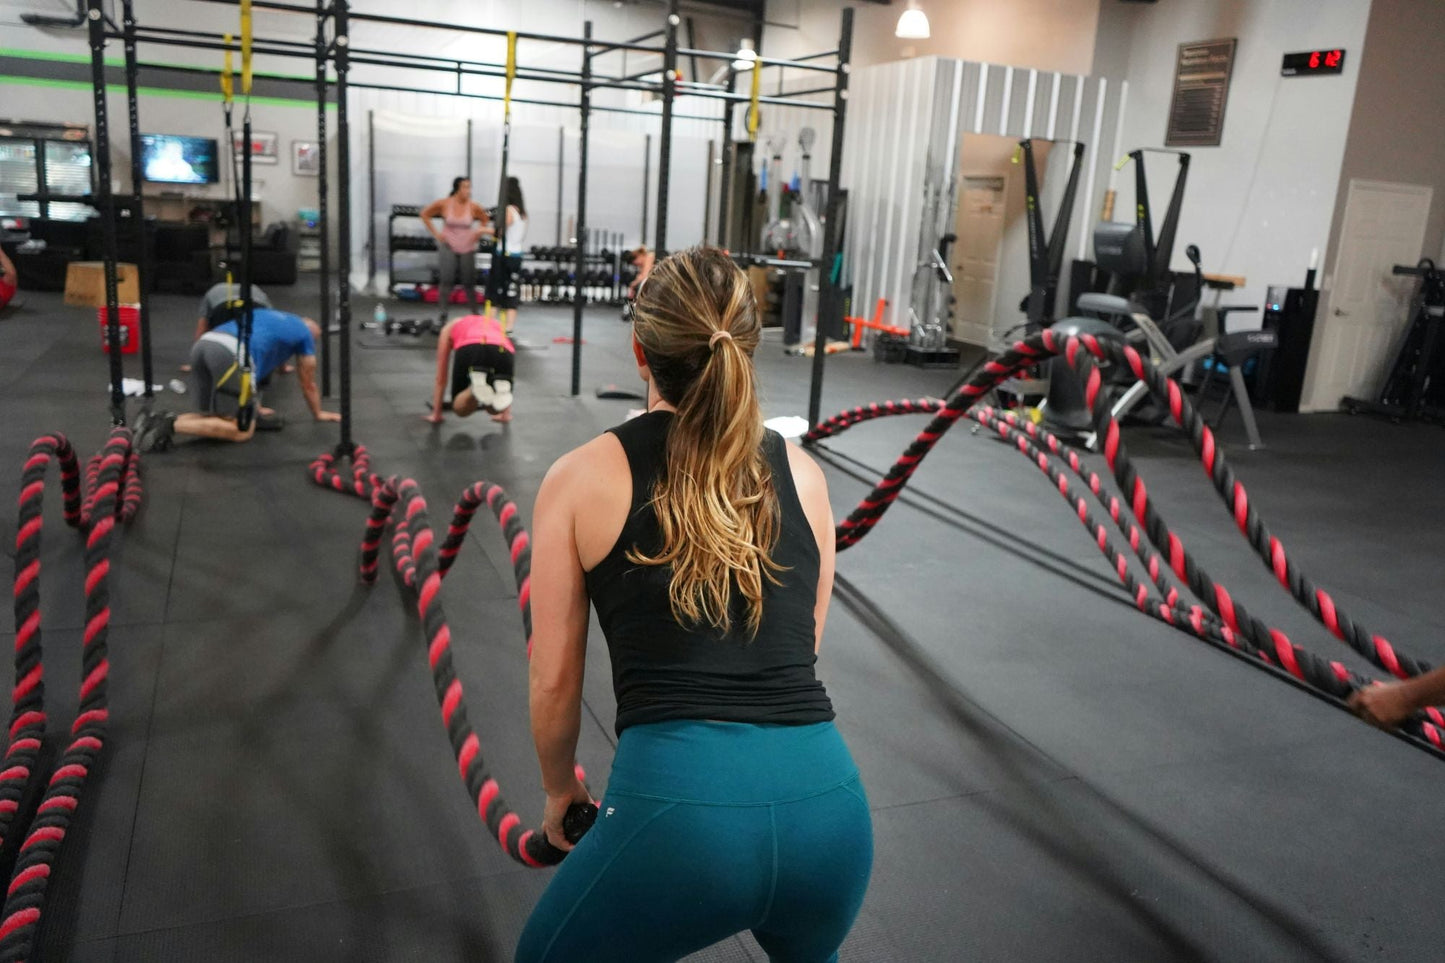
[311, 449, 588, 867]
[804, 332, 1443, 754]
[3, 428, 140, 962]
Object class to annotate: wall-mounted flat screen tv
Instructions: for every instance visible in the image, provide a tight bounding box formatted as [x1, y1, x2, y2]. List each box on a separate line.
[140, 134, 220, 184]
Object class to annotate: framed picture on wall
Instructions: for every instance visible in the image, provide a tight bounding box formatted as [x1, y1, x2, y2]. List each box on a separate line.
[292, 140, 321, 176]
[232, 130, 279, 165]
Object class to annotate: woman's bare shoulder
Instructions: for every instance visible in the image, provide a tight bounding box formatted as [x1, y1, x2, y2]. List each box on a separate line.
[543, 431, 628, 496]
[783, 438, 828, 500]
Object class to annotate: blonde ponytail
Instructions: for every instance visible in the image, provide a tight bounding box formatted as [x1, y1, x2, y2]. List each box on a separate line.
[627, 247, 782, 637]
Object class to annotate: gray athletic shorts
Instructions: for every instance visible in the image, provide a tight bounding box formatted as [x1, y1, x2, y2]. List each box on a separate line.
[188, 332, 259, 416]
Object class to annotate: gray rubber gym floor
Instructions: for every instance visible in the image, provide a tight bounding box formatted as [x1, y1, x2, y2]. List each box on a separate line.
[1, 284, 1443, 961]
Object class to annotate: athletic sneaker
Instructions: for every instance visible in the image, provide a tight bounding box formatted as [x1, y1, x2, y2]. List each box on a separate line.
[134, 410, 176, 452]
[490, 379, 513, 413]
[467, 369, 496, 408]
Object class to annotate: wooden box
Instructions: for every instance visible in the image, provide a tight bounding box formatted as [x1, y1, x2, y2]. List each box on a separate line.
[64, 261, 140, 307]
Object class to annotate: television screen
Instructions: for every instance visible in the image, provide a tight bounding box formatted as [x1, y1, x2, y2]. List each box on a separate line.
[140, 134, 219, 184]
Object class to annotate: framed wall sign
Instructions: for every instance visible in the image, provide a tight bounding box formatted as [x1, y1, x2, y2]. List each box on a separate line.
[232, 130, 279, 165]
[292, 140, 321, 176]
[1165, 39, 1237, 147]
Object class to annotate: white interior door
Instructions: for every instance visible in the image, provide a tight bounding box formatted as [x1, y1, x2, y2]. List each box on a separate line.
[952, 176, 1006, 345]
[1301, 180, 1432, 412]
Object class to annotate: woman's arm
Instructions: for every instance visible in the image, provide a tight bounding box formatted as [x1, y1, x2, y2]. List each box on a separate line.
[472, 202, 494, 239]
[428, 322, 454, 422]
[786, 441, 836, 653]
[529, 451, 594, 847]
[419, 199, 446, 243]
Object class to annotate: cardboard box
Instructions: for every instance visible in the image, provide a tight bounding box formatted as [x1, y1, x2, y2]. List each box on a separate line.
[64, 261, 140, 308]
[748, 265, 771, 311]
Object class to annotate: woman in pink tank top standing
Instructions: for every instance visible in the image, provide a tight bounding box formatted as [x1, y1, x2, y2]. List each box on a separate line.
[420, 177, 492, 323]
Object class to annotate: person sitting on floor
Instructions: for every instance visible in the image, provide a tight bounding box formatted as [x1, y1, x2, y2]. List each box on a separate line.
[135, 307, 339, 450]
[427, 312, 515, 425]
[0, 247, 18, 313]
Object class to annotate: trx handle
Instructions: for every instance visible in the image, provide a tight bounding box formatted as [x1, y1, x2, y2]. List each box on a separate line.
[747, 58, 762, 142]
[240, 0, 253, 95]
[504, 31, 517, 120]
[520, 802, 600, 866]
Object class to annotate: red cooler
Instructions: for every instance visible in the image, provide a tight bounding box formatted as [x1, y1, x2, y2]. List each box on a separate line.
[98, 305, 140, 355]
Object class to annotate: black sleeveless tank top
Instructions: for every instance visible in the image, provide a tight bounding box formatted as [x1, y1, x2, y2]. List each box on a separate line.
[585, 411, 835, 735]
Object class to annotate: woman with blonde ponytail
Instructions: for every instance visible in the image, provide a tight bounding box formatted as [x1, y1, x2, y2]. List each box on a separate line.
[520, 247, 872, 962]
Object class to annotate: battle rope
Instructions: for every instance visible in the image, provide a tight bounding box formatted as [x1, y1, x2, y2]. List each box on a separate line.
[310, 448, 594, 866]
[807, 332, 1434, 680]
[804, 333, 1443, 751]
[965, 405, 1443, 753]
[2, 428, 140, 962]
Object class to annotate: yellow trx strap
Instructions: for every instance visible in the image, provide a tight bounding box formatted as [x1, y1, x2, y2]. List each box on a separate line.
[240, 0, 254, 96]
[746, 57, 762, 142]
[216, 360, 255, 409]
[504, 31, 517, 122]
[221, 34, 235, 103]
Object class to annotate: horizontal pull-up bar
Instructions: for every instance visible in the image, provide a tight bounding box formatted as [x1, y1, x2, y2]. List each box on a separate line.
[589, 28, 664, 55]
[192, 0, 666, 54]
[126, 24, 588, 82]
[614, 64, 668, 85]
[791, 49, 840, 63]
[677, 86, 836, 112]
[121, 25, 669, 93]
[128, 23, 313, 50]
[677, 47, 839, 74]
[118, 32, 328, 61]
[345, 78, 720, 122]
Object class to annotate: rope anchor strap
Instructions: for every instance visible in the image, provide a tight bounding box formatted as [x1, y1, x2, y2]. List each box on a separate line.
[2, 428, 142, 962]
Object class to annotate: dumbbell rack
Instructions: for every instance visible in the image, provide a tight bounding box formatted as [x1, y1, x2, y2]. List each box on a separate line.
[516, 229, 636, 307]
[386, 204, 498, 297]
[385, 213, 638, 307]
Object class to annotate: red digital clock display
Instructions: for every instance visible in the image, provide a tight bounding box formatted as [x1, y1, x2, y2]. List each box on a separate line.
[1282, 49, 1346, 76]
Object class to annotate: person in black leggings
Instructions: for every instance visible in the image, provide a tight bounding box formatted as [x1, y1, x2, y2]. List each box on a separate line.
[519, 247, 873, 962]
[420, 177, 492, 322]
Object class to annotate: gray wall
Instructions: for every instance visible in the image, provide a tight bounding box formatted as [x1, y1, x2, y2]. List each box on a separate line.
[766, 0, 1103, 75]
[1325, 0, 1445, 274]
[1087, 0, 1372, 316]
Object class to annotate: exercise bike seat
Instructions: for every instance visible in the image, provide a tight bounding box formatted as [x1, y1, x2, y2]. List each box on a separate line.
[1075, 292, 1135, 318]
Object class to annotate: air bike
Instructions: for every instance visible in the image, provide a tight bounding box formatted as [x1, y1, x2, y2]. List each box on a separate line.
[1041, 148, 1274, 450]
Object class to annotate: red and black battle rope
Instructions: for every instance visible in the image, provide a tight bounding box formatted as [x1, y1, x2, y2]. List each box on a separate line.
[805, 332, 1443, 752]
[964, 405, 1443, 752]
[312, 449, 593, 866]
[3, 428, 140, 961]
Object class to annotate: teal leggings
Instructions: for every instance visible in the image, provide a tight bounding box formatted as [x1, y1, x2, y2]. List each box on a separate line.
[516, 720, 873, 963]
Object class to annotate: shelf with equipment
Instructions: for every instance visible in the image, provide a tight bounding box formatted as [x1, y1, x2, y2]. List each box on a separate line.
[386, 204, 497, 294]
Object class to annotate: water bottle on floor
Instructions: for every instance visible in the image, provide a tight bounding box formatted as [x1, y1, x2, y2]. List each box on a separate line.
[368, 302, 387, 329]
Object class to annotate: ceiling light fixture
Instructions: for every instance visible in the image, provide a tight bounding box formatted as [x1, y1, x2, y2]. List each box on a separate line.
[733, 38, 757, 71]
[895, 2, 930, 40]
